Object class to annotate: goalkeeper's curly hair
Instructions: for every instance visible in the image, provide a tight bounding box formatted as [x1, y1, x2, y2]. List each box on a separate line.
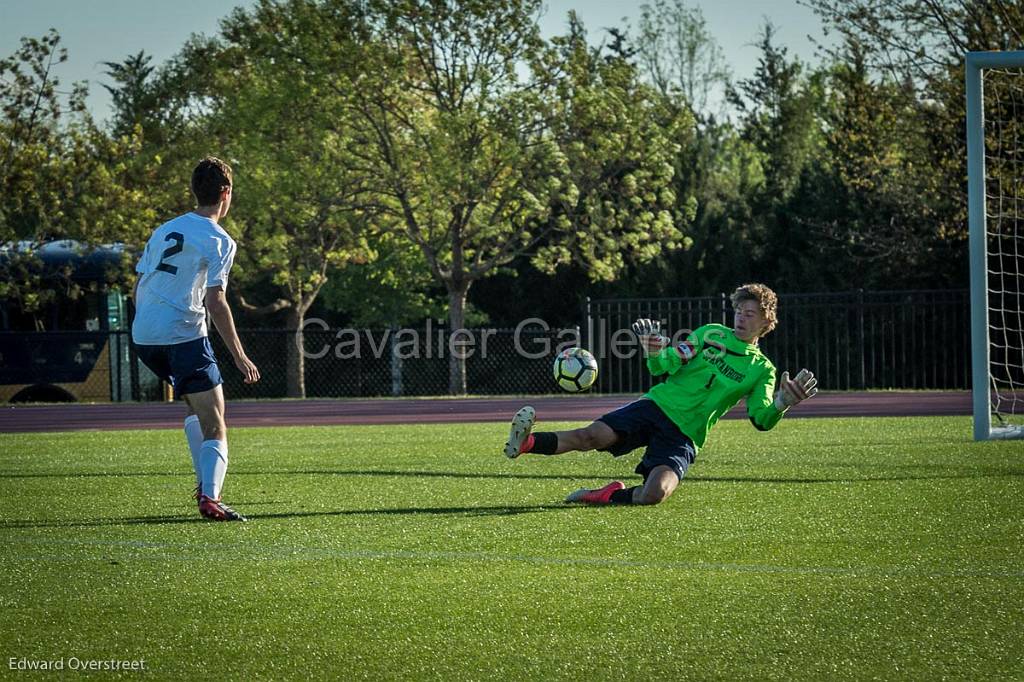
[731, 283, 778, 336]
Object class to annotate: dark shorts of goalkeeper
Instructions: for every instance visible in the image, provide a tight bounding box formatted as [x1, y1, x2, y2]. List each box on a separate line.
[596, 398, 696, 482]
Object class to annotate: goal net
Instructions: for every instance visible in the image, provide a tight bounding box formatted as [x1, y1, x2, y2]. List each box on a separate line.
[967, 51, 1024, 440]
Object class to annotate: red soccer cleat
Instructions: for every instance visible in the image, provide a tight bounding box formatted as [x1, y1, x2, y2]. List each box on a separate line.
[564, 480, 625, 504]
[198, 495, 247, 522]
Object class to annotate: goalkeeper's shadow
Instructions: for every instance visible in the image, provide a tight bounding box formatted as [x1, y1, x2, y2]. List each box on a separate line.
[252, 503, 572, 520]
[269, 468, 597, 482]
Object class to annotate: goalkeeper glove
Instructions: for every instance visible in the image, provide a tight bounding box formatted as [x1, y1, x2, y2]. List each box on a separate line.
[631, 318, 668, 356]
[773, 368, 818, 411]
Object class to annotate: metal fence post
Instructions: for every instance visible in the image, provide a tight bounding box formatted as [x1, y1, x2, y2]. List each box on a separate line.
[129, 333, 140, 401]
[584, 296, 593, 353]
[857, 289, 866, 390]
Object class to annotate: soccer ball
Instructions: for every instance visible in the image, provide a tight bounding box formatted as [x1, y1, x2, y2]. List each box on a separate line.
[553, 347, 598, 393]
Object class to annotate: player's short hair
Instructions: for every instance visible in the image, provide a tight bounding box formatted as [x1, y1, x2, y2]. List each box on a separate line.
[191, 156, 233, 206]
[731, 283, 778, 335]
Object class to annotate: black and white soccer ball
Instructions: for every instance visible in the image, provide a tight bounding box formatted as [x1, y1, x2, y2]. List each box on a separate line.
[553, 347, 598, 393]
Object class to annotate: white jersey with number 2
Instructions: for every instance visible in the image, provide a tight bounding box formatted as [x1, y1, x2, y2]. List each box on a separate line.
[132, 213, 237, 346]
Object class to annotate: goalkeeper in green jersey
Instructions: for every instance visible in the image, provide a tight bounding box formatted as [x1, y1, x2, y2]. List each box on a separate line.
[502, 283, 818, 505]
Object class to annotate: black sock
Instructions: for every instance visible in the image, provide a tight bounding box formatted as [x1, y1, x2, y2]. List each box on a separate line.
[609, 486, 639, 504]
[531, 432, 559, 455]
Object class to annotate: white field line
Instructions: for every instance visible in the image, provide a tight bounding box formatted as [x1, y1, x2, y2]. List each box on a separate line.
[2, 537, 1023, 579]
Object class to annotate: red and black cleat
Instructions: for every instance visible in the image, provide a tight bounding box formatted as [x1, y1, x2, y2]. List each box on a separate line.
[198, 495, 247, 522]
[564, 481, 625, 505]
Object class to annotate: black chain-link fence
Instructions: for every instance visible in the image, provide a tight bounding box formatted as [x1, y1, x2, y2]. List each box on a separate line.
[1, 289, 972, 402]
[585, 289, 971, 393]
[212, 326, 573, 399]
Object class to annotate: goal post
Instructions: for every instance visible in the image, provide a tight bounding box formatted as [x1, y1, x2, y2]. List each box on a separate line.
[967, 50, 1024, 441]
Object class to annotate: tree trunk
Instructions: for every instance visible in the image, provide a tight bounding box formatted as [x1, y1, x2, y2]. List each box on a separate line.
[285, 305, 307, 399]
[390, 325, 403, 397]
[447, 283, 471, 395]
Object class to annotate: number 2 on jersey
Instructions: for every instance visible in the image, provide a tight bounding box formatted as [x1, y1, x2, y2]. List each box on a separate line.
[155, 232, 184, 275]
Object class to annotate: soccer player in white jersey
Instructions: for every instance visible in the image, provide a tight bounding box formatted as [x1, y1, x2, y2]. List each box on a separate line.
[132, 157, 260, 521]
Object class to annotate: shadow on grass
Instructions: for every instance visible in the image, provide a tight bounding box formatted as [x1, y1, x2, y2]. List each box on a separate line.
[0, 503, 569, 529]
[264, 469, 587, 482]
[0, 469, 586, 482]
[252, 503, 566, 521]
[6, 466, 1024, 483]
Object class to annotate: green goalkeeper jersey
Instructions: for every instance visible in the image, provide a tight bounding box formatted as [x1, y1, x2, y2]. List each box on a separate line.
[644, 323, 784, 449]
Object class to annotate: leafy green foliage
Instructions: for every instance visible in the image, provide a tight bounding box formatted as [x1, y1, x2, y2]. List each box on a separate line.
[0, 32, 157, 319]
[219, 0, 693, 392]
[802, 0, 1024, 289]
[3, 0, 1018, 338]
[798, 40, 958, 288]
[318, 231, 445, 328]
[635, 0, 732, 118]
[101, 51, 158, 139]
[535, 16, 693, 282]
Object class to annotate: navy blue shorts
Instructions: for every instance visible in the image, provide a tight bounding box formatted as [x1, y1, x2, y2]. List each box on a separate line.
[135, 337, 223, 399]
[597, 399, 695, 482]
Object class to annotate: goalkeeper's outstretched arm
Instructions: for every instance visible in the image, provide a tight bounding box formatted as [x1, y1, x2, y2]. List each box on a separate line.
[632, 318, 698, 376]
[773, 369, 818, 412]
[748, 367, 818, 430]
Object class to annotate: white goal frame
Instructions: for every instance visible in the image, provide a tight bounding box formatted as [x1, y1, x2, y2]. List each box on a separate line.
[967, 50, 1024, 441]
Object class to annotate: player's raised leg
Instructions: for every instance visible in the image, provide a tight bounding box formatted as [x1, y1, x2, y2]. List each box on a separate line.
[504, 407, 620, 459]
[504, 406, 535, 459]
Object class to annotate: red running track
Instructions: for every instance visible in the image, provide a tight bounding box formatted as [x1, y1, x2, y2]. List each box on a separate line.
[0, 392, 971, 433]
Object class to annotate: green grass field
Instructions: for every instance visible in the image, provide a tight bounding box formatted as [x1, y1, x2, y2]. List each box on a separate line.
[1, 416, 1022, 680]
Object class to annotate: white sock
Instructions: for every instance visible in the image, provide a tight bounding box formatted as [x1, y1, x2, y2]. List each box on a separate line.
[184, 416, 203, 490]
[199, 439, 229, 500]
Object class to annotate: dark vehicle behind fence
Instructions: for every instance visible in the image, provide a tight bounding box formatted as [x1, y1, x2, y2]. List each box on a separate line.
[0, 241, 159, 402]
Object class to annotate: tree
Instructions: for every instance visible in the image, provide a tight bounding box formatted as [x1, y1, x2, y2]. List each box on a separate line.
[1, 31, 86, 256]
[635, 0, 731, 120]
[1, 31, 155, 322]
[625, 2, 771, 297]
[729, 24, 823, 204]
[805, 0, 1024, 84]
[332, 0, 691, 393]
[724, 24, 826, 290]
[160, 6, 383, 398]
[318, 230, 444, 328]
[806, 0, 1024, 288]
[219, 0, 692, 393]
[101, 51, 158, 139]
[797, 40, 954, 288]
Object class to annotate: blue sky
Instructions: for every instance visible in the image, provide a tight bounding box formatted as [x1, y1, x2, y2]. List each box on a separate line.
[1, 0, 830, 122]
